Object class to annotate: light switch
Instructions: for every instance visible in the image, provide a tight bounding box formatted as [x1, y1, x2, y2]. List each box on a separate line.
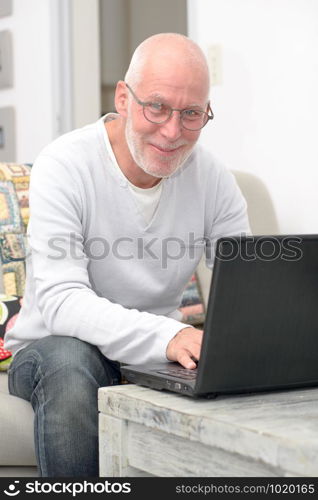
[0, 0, 12, 18]
[0, 31, 13, 89]
[0, 107, 15, 162]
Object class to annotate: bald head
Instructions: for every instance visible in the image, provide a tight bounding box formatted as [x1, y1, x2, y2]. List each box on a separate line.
[124, 33, 210, 99]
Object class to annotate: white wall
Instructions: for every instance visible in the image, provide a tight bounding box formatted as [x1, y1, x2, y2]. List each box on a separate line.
[0, 0, 55, 163]
[71, 0, 101, 129]
[188, 0, 318, 233]
[0, 0, 100, 163]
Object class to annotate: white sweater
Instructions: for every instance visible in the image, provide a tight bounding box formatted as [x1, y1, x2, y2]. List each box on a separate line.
[5, 116, 250, 364]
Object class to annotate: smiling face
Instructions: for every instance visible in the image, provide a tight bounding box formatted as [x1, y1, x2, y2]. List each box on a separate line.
[125, 113, 193, 180]
[112, 35, 210, 185]
[124, 62, 209, 179]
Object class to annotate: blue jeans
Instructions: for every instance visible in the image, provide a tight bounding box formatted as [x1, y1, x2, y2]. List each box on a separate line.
[8, 336, 121, 477]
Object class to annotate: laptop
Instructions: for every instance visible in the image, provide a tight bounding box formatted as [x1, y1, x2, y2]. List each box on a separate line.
[121, 235, 318, 398]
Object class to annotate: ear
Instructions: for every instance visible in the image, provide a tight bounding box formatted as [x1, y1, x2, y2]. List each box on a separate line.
[114, 81, 129, 117]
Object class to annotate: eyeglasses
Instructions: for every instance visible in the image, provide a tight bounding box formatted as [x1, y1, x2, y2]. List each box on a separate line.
[125, 83, 214, 131]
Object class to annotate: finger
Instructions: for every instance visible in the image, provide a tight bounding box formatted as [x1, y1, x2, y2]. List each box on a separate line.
[184, 340, 202, 362]
[177, 351, 197, 369]
[190, 344, 202, 362]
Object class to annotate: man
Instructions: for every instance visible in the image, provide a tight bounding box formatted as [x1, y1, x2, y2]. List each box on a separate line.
[5, 33, 250, 476]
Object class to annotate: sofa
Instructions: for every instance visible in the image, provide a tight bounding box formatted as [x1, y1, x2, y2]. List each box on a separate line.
[0, 163, 38, 476]
[0, 163, 279, 476]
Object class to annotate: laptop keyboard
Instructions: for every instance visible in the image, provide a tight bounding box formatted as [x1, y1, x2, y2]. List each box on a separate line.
[155, 366, 197, 380]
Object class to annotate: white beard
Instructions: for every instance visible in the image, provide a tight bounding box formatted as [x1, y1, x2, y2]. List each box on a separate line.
[125, 114, 195, 179]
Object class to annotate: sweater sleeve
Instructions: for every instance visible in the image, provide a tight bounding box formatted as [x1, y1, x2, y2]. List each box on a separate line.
[205, 168, 251, 268]
[28, 155, 189, 365]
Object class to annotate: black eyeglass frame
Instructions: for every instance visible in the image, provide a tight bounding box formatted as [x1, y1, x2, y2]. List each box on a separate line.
[125, 82, 214, 131]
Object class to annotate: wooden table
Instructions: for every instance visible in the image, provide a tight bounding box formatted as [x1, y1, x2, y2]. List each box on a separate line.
[98, 384, 318, 477]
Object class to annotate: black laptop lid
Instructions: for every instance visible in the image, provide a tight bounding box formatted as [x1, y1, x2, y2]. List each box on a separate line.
[195, 235, 318, 395]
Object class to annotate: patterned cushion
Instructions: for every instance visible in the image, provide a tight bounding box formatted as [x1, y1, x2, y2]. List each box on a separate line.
[0, 295, 23, 370]
[0, 163, 31, 368]
[0, 338, 12, 370]
[0, 163, 31, 297]
[0, 294, 22, 336]
[179, 273, 205, 326]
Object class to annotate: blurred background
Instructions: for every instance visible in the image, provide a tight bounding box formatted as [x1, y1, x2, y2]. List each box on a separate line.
[0, 0, 317, 233]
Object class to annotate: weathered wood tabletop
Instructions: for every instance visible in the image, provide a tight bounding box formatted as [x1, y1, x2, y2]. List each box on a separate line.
[98, 384, 318, 477]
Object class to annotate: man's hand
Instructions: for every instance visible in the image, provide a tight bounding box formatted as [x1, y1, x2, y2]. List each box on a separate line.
[166, 327, 203, 369]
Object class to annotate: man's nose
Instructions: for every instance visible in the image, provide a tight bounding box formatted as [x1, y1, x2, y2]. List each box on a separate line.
[159, 111, 183, 141]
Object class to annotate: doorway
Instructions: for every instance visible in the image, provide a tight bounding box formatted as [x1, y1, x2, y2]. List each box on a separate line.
[99, 0, 187, 114]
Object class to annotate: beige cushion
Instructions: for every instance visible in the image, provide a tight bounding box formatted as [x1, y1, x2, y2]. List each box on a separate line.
[0, 371, 9, 394]
[0, 466, 38, 477]
[232, 170, 279, 235]
[197, 170, 280, 307]
[0, 372, 36, 466]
